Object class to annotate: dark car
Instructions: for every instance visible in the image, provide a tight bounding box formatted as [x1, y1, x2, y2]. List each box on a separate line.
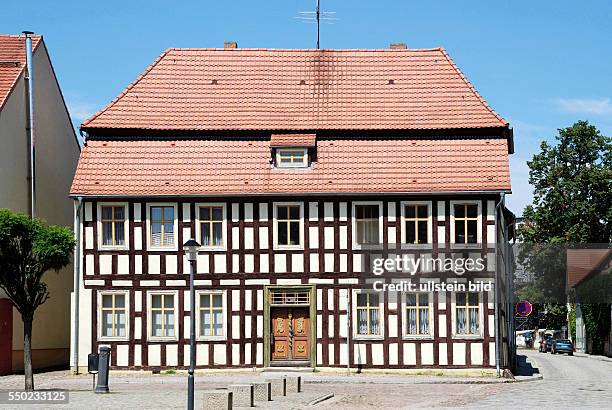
[539, 335, 553, 352]
[552, 339, 574, 355]
[544, 337, 556, 353]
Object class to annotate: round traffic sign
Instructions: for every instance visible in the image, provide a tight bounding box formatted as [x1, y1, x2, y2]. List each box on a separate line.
[516, 300, 533, 317]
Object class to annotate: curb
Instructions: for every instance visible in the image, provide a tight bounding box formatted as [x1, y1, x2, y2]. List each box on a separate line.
[308, 393, 335, 406]
[573, 353, 612, 363]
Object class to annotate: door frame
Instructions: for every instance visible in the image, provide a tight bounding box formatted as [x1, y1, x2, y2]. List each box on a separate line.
[263, 285, 317, 368]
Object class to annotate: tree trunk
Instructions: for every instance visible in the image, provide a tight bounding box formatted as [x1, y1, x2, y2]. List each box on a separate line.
[23, 316, 34, 391]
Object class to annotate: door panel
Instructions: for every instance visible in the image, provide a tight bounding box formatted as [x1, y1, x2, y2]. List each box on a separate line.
[272, 309, 289, 360]
[292, 312, 310, 360]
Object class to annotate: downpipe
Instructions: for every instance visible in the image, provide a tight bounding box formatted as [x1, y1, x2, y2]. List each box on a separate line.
[71, 197, 83, 374]
[494, 193, 506, 377]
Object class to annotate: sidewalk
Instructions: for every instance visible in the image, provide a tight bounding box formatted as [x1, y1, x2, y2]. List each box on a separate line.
[574, 352, 612, 363]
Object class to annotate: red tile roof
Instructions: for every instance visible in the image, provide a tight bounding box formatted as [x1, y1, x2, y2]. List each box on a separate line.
[0, 35, 41, 110]
[270, 133, 316, 147]
[81, 48, 508, 132]
[70, 138, 511, 196]
[567, 249, 611, 288]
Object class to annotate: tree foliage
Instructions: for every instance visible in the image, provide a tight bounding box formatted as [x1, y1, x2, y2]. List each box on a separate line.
[515, 121, 611, 339]
[0, 209, 75, 390]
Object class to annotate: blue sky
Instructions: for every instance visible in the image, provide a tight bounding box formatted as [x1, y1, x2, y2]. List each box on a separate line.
[2, 0, 611, 214]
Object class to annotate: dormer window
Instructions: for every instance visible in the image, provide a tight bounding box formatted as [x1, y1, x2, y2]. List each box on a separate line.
[276, 148, 308, 168]
[270, 133, 316, 169]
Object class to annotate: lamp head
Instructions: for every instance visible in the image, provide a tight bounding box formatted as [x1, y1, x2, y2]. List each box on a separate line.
[183, 238, 201, 261]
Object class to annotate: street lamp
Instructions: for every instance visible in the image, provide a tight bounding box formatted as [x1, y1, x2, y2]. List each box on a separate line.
[183, 238, 200, 410]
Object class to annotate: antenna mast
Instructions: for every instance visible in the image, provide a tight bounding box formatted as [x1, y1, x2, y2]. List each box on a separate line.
[296, 0, 337, 49]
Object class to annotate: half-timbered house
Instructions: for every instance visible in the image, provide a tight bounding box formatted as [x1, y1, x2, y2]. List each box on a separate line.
[69, 43, 515, 372]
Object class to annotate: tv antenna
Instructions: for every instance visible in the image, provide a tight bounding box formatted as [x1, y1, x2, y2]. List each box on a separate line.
[296, 0, 337, 49]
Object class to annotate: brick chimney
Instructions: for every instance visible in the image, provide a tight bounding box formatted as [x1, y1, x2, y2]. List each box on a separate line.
[224, 41, 238, 49]
[390, 43, 407, 49]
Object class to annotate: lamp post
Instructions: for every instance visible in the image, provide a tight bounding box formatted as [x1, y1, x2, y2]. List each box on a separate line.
[183, 238, 200, 410]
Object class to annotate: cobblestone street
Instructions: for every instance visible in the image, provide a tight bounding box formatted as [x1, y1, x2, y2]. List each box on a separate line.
[0, 351, 610, 409]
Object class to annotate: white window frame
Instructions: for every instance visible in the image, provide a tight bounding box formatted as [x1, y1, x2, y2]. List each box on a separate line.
[400, 201, 432, 248]
[98, 290, 129, 341]
[97, 202, 129, 250]
[275, 148, 308, 168]
[146, 203, 179, 251]
[147, 290, 179, 341]
[352, 289, 385, 340]
[449, 200, 482, 248]
[195, 202, 227, 251]
[402, 291, 434, 340]
[273, 202, 304, 250]
[450, 290, 484, 339]
[351, 201, 384, 250]
[196, 290, 227, 341]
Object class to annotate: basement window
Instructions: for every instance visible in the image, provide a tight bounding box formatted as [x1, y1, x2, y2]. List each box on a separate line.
[275, 148, 308, 168]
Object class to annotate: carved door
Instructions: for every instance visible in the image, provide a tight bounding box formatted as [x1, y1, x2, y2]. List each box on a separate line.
[271, 308, 310, 361]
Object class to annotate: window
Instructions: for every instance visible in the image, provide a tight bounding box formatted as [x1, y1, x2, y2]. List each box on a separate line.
[276, 148, 307, 168]
[100, 293, 127, 339]
[452, 202, 480, 244]
[275, 203, 301, 247]
[199, 293, 224, 338]
[455, 292, 480, 336]
[354, 203, 381, 246]
[150, 293, 176, 339]
[355, 292, 381, 336]
[198, 204, 225, 248]
[405, 293, 430, 336]
[98, 203, 128, 249]
[149, 205, 175, 248]
[402, 202, 430, 244]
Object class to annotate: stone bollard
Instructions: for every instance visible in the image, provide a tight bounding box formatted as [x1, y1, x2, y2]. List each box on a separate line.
[252, 382, 272, 402]
[202, 390, 232, 410]
[285, 376, 302, 393]
[266, 377, 286, 397]
[228, 384, 254, 407]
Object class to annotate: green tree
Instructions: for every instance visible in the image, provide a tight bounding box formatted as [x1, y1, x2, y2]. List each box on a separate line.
[0, 209, 75, 391]
[516, 121, 611, 340]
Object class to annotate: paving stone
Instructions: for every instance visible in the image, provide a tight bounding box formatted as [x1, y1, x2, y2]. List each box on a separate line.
[202, 390, 232, 410]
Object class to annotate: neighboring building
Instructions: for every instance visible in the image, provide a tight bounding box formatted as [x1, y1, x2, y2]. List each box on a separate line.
[0, 34, 81, 374]
[70, 44, 515, 371]
[567, 249, 612, 355]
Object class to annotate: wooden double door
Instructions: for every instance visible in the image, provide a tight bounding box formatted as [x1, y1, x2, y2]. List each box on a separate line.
[271, 308, 310, 362]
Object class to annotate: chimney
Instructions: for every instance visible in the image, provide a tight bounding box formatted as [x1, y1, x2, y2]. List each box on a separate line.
[224, 41, 238, 49]
[390, 43, 407, 49]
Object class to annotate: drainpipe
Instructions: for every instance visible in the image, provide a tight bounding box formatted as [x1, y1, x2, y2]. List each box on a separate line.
[494, 193, 506, 377]
[23, 31, 36, 218]
[72, 197, 83, 374]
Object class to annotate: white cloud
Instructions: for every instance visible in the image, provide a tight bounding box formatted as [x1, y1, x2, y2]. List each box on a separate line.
[556, 98, 612, 115]
[66, 100, 98, 123]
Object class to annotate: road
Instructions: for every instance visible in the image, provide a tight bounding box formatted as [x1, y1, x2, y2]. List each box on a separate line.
[0, 350, 610, 409]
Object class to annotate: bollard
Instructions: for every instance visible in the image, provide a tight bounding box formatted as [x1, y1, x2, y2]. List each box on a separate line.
[228, 384, 254, 407]
[253, 382, 272, 402]
[202, 390, 233, 410]
[95, 346, 111, 393]
[266, 378, 286, 397]
[285, 376, 302, 393]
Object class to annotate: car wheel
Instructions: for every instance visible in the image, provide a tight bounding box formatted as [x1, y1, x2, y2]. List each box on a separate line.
[569, 352, 573, 356]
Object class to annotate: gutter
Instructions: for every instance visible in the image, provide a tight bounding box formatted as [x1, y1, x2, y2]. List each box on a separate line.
[493, 192, 506, 377]
[23, 31, 36, 218]
[71, 197, 83, 374]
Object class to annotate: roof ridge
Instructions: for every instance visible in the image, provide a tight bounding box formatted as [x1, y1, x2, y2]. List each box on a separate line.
[438, 48, 507, 127]
[81, 48, 172, 129]
[166, 47, 444, 52]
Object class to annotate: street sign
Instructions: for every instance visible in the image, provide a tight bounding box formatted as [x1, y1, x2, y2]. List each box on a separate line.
[516, 300, 533, 317]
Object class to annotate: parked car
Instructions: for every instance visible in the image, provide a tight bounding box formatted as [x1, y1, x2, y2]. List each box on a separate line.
[539, 335, 553, 352]
[542, 337, 556, 353]
[551, 339, 574, 355]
